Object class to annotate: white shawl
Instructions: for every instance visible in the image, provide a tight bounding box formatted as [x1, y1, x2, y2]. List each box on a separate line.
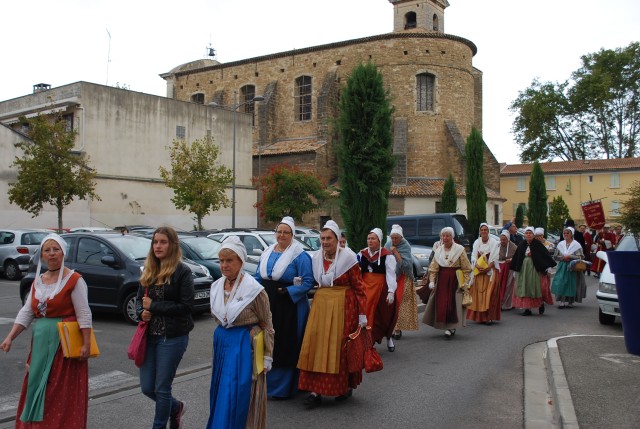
[471, 236, 500, 271]
[556, 239, 582, 256]
[313, 246, 358, 286]
[210, 273, 263, 327]
[259, 241, 304, 281]
[433, 242, 465, 267]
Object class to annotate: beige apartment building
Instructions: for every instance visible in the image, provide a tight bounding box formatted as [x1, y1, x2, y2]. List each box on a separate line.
[500, 158, 640, 227]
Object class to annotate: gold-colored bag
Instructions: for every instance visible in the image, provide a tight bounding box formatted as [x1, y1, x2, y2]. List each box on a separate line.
[456, 268, 472, 307]
[573, 260, 587, 272]
[462, 288, 473, 307]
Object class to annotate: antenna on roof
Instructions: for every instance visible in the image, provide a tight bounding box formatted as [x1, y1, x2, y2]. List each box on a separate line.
[106, 28, 112, 86]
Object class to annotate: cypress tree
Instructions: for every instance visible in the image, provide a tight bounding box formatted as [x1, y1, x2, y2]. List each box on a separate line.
[441, 173, 457, 213]
[337, 62, 394, 250]
[515, 205, 525, 228]
[528, 161, 548, 230]
[465, 127, 487, 239]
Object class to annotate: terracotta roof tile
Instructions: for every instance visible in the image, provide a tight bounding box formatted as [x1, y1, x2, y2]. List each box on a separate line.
[501, 157, 640, 176]
[252, 139, 326, 156]
[390, 178, 504, 201]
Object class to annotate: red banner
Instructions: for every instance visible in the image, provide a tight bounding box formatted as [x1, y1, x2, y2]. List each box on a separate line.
[581, 200, 606, 230]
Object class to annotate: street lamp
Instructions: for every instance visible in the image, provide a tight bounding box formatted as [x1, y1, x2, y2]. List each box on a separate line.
[209, 92, 264, 228]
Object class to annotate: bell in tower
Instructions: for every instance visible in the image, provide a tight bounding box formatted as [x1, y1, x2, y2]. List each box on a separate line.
[388, 0, 449, 33]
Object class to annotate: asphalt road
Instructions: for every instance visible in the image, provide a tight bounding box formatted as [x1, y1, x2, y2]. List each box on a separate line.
[0, 275, 623, 428]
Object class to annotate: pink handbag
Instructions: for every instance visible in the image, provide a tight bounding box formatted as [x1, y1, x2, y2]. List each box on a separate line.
[127, 288, 148, 367]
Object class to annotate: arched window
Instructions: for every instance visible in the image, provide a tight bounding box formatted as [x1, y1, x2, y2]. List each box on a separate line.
[191, 93, 205, 104]
[240, 85, 256, 114]
[432, 14, 439, 31]
[416, 73, 435, 111]
[240, 85, 258, 125]
[295, 76, 312, 121]
[404, 12, 417, 29]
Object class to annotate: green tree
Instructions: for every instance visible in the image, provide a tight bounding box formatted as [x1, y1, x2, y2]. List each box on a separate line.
[440, 174, 457, 213]
[548, 195, 570, 234]
[8, 113, 100, 232]
[254, 164, 331, 223]
[571, 42, 640, 159]
[465, 127, 487, 239]
[159, 137, 232, 230]
[527, 161, 548, 231]
[515, 205, 525, 228]
[510, 42, 640, 161]
[337, 62, 394, 250]
[617, 180, 640, 235]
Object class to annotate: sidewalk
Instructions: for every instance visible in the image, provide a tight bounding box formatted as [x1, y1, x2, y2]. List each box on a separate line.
[524, 334, 640, 429]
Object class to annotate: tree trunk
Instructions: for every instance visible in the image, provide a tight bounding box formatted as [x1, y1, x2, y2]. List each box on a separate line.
[57, 199, 64, 233]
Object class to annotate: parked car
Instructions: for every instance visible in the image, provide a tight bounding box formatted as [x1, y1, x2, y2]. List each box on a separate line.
[410, 244, 432, 278]
[0, 229, 50, 280]
[19, 232, 213, 324]
[596, 234, 639, 325]
[386, 213, 474, 252]
[295, 226, 321, 236]
[188, 229, 221, 237]
[177, 233, 258, 279]
[69, 227, 114, 233]
[207, 230, 316, 263]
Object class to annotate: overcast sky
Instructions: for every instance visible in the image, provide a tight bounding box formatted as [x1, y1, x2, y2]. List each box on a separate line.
[2, 0, 639, 164]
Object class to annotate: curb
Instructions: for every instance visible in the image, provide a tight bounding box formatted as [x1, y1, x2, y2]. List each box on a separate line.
[524, 342, 557, 429]
[546, 337, 579, 429]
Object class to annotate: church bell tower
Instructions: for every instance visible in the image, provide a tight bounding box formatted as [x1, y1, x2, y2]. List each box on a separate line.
[388, 0, 449, 33]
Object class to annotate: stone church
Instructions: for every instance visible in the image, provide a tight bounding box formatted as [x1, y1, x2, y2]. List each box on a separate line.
[161, 0, 504, 228]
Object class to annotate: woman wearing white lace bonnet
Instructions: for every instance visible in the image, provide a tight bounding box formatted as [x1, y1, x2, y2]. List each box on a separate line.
[254, 216, 314, 399]
[207, 235, 274, 428]
[297, 219, 368, 407]
[0, 233, 93, 426]
[358, 227, 399, 352]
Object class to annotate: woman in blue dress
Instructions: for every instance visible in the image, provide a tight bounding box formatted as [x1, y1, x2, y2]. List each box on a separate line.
[255, 216, 314, 399]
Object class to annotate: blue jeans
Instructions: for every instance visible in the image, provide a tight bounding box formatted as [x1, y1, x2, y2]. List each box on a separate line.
[139, 334, 188, 429]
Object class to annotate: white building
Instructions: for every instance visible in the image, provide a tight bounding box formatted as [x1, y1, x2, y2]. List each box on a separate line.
[0, 82, 256, 230]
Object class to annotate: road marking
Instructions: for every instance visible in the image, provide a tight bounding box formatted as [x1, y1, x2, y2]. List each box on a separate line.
[600, 353, 640, 364]
[0, 370, 137, 414]
[88, 370, 137, 391]
[0, 393, 20, 414]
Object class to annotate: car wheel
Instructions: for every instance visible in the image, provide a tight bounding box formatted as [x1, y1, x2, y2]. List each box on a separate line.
[4, 260, 21, 281]
[599, 308, 616, 325]
[122, 291, 140, 325]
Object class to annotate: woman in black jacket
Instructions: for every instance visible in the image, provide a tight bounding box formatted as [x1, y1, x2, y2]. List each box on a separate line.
[136, 226, 194, 429]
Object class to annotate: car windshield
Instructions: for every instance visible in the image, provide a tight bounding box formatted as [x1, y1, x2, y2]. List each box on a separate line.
[452, 215, 471, 236]
[302, 235, 321, 250]
[103, 235, 152, 260]
[259, 233, 277, 246]
[616, 234, 639, 251]
[181, 237, 222, 259]
[22, 232, 50, 245]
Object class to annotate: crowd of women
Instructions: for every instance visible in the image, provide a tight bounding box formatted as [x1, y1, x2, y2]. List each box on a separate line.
[0, 217, 601, 428]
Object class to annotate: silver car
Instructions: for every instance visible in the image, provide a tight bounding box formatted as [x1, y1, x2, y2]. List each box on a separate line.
[0, 229, 51, 280]
[411, 244, 432, 278]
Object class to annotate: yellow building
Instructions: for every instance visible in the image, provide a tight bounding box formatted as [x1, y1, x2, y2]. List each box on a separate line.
[500, 158, 640, 226]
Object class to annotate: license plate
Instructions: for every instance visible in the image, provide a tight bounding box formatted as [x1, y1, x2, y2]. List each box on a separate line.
[195, 290, 210, 300]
